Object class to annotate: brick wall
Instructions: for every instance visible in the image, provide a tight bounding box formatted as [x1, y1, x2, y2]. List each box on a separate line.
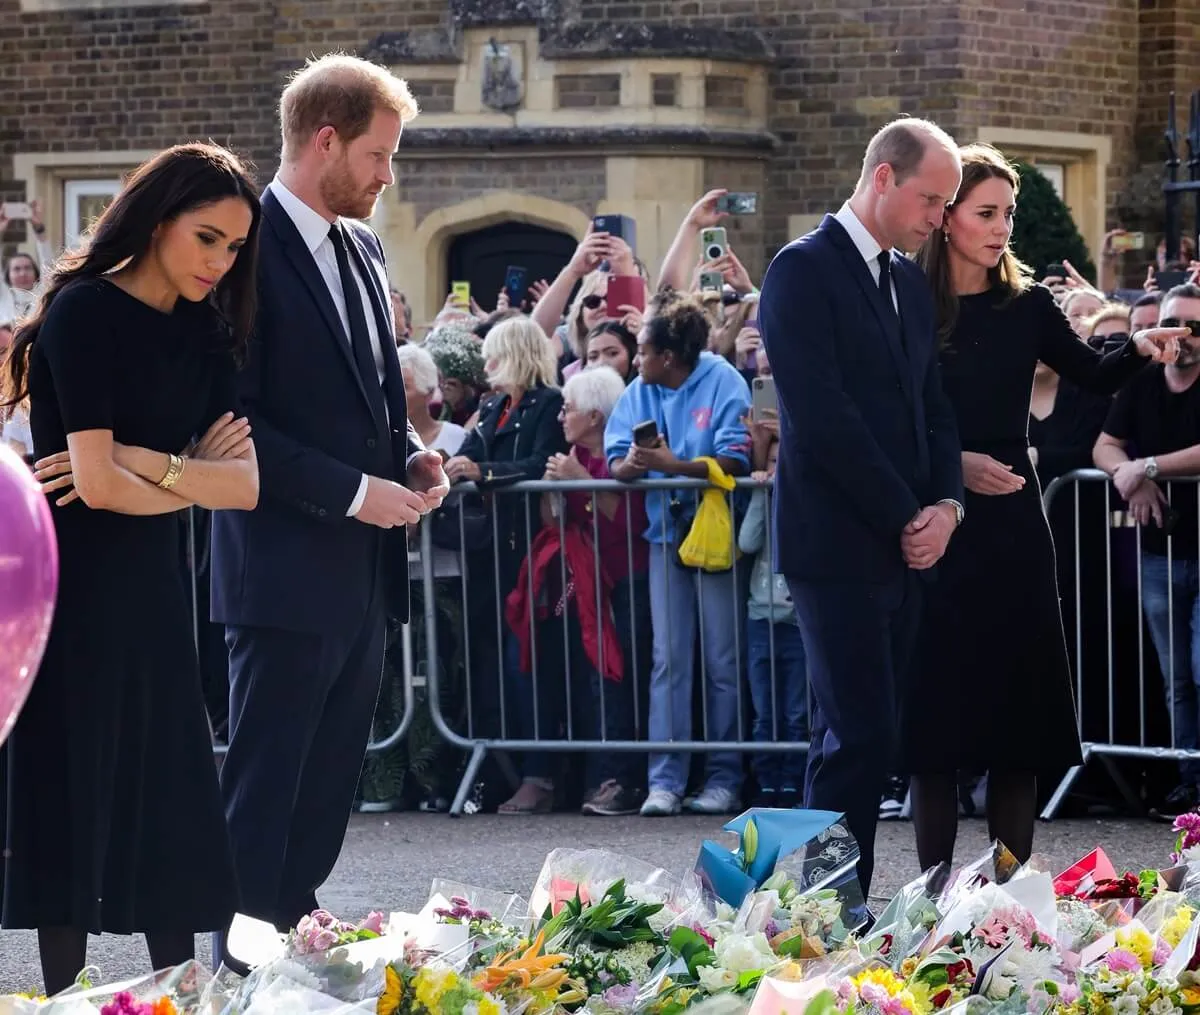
[702, 157, 767, 280]
[554, 73, 621, 109]
[391, 155, 608, 223]
[408, 78, 456, 115]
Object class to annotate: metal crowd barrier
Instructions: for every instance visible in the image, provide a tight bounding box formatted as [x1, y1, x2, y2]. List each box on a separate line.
[418, 476, 812, 816]
[1040, 468, 1200, 820]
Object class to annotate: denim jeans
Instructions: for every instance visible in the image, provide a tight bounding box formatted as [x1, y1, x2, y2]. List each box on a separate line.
[511, 576, 645, 790]
[646, 548, 742, 797]
[746, 617, 809, 792]
[1141, 553, 1200, 783]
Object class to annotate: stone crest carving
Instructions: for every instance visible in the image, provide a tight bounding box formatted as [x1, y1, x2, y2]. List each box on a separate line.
[482, 37, 523, 112]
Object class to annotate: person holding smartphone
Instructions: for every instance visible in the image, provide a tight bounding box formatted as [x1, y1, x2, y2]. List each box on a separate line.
[1094, 282, 1200, 820]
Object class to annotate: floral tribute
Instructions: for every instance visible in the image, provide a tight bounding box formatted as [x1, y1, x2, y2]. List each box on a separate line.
[6, 810, 1200, 1015]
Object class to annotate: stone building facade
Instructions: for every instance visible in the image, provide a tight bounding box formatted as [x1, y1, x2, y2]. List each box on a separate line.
[1, 0, 1197, 326]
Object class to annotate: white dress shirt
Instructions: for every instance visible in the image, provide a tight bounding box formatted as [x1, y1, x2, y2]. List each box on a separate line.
[834, 202, 899, 314]
[269, 177, 392, 516]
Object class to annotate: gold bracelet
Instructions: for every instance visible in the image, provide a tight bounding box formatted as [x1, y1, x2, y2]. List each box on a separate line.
[156, 453, 185, 490]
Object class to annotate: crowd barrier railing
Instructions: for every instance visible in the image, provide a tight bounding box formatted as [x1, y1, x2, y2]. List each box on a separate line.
[1040, 468, 1200, 819]
[417, 475, 813, 816]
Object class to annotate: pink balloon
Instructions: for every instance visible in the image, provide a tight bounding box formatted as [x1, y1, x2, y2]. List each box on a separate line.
[0, 443, 57, 748]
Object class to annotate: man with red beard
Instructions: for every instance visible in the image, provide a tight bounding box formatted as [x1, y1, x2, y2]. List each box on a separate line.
[210, 54, 449, 949]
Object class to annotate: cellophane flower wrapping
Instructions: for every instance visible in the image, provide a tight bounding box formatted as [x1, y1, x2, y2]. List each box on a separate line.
[862, 866, 949, 969]
[31, 962, 209, 1015]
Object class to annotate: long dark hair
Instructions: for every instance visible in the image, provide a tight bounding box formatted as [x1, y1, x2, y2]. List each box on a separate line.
[5, 142, 261, 404]
[914, 142, 1033, 343]
[583, 321, 638, 381]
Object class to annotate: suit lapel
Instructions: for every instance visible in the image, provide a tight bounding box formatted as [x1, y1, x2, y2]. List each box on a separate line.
[262, 190, 376, 419]
[823, 216, 913, 402]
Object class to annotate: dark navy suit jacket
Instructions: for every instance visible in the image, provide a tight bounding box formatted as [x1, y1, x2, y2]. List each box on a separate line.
[759, 214, 963, 584]
[210, 188, 422, 635]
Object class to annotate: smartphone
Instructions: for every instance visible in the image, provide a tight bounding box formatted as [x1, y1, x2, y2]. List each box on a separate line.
[716, 192, 758, 215]
[751, 375, 777, 423]
[592, 213, 637, 251]
[1045, 263, 1067, 279]
[606, 274, 644, 315]
[699, 270, 724, 292]
[701, 227, 728, 262]
[1, 201, 31, 220]
[1110, 231, 1146, 252]
[1157, 270, 1189, 291]
[451, 280, 471, 307]
[503, 265, 527, 306]
[632, 419, 659, 448]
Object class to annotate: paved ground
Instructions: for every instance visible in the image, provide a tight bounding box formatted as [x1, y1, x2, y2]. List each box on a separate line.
[0, 812, 1175, 994]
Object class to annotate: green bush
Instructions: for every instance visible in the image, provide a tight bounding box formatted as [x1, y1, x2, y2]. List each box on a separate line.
[1010, 162, 1096, 283]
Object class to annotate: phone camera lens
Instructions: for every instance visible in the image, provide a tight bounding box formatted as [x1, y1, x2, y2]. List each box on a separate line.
[706, 245, 722, 260]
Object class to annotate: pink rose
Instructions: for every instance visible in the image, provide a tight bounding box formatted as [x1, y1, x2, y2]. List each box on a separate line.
[361, 911, 385, 935]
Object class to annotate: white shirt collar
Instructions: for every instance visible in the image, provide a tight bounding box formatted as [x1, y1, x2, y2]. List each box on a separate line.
[270, 176, 334, 255]
[834, 201, 892, 267]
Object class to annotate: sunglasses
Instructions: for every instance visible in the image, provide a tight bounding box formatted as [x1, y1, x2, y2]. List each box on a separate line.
[581, 294, 606, 311]
[1160, 318, 1200, 338]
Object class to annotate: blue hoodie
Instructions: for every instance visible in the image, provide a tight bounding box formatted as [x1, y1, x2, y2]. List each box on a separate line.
[605, 351, 752, 545]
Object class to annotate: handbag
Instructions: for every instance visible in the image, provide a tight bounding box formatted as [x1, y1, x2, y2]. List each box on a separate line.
[671, 457, 740, 573]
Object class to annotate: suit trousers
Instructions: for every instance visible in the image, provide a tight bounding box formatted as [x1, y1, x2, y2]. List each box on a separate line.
[218, 587, 387, 931]
[787, 572, 921, 896]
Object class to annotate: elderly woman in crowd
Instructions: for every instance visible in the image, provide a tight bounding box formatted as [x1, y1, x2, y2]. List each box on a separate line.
[501, 365, 650, 815]
[397, 343, 466, 458]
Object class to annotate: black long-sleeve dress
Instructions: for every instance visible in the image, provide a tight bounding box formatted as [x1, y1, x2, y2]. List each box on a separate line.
[3, 279, 239, 934]
[899, 283, 1146, 775]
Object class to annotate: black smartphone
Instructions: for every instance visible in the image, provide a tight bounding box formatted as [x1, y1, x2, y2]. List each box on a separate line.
[504, 264, 527, 306]
[1156, 270, 1189, 291]
[1045, 263, 1067, 279]
[632, 419, 659, 448]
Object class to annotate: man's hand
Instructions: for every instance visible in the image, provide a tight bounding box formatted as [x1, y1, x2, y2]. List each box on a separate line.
[1127, 480, 1167, 527]
[626, 440, 680, 475]
[192, 412, 253, 461]
[901, 503, 958, 570]
[1133, 325, 1193, 364]
[408, 450, 450, 510]
[355, 475, 428, 529]
[1112, 458, 1149, 501]
[962, 451, 1024, 495]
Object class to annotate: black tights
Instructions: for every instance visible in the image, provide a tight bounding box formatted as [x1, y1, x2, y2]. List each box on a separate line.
[910, 770, 1038, 873]
[38, 928, 195, 997]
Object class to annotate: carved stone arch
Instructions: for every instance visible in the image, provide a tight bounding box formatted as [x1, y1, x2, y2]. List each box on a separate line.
[416, 192, 591, 315]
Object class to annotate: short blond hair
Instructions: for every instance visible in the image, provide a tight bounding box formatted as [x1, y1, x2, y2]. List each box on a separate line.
[482, 316, 559, 392]
[280, 53, 419, 160]
[1085, 302, 1131, 337]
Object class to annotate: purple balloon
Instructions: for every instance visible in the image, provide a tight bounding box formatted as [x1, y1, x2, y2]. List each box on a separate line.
[0, 443, 57, 748]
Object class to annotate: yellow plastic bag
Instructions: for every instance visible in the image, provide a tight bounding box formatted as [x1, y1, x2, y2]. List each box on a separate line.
[677, 456, 739, 572]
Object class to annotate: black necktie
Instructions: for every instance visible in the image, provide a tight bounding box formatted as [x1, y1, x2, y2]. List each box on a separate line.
[877, 250, 895, 313]
[328, 222, 384, 415]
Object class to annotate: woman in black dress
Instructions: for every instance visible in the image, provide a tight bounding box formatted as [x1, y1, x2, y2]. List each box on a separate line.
[901, 144, 1187, 871]
[2, 143, 261, 993]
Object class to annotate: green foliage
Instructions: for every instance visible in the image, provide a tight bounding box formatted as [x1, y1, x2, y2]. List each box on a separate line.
[1010, 163, 1096, 283]
[540, 880, 665, 952]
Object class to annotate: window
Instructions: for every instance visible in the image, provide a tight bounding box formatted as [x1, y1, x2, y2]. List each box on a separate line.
[1030, 161, 1066, 201]
[64, 179, 120, 249]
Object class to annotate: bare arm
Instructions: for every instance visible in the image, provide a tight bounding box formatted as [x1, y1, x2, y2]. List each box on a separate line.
[658, 190, 728, 293]
[115, 442, 259, 511]
[1093, 431, 1132, 474]
[64, 430, 195, 515]
[531, 227, 613, 344]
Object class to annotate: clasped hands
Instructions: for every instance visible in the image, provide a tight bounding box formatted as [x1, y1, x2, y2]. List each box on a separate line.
[901, 502, 959, 570]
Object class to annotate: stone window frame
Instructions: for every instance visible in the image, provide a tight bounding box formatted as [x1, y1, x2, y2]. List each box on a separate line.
[12, 150, 156, 254]
[976, 127, 1112, 267]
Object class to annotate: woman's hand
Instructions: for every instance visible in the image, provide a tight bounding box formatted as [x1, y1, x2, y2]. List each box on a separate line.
[567, 226, 616, 279]
[191, 413, 252, 461]
[735, 326, 762, 365]
[545, 449, 590, 481]
[962, 451, 1025, 495]
[626, 439, 681, 475]
[444, 455, 482, 483]
[615, 303, 643, 335]
[33, 450, 79, 506]
[685, 190, 729, 231]
[1132, 326, 1194, 363]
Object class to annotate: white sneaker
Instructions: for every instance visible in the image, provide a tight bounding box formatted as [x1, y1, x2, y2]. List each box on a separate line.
[640, 789, 682, 816]
[687, 785, 740, 815]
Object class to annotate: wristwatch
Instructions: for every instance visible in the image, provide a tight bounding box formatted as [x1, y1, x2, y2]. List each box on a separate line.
[937, 498, 966, 526]
[1144, 457, 1160, 480]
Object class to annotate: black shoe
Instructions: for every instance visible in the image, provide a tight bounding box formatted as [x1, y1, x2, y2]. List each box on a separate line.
[778, 787, 800, 809]
[750, 788, 779, 808]
[581, 780, 642, 816]
[1151, 783, 1199, 822]
[879, 775, 908, 821]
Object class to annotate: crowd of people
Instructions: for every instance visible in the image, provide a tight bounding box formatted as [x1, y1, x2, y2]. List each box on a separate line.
[2, 47, 1200, 994]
